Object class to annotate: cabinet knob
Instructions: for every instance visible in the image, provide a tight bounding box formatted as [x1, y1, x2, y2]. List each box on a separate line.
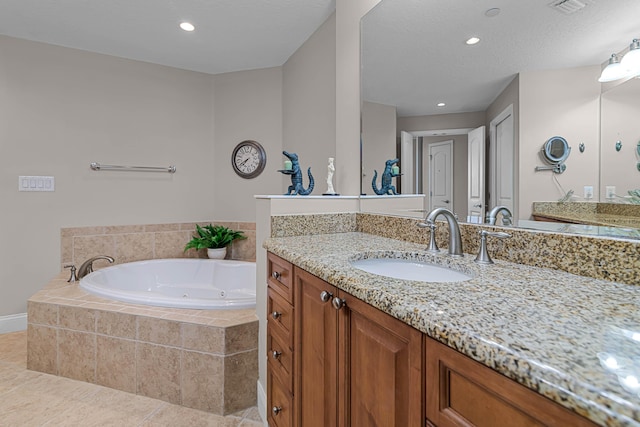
[271, 311, 281, 320]
[320, 290, 333, 303]
[272, 406, 282, 415]
[271, 271, 281, 280]
[332, 297, 346, 310]
[271, 350, 282, 360]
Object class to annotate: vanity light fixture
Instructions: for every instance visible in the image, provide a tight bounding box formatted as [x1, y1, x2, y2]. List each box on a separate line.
[598, 54, 628, 82]
[620, 39, 640, 76]
[465, 37, 480, 45]
[179, 21, 195, 32]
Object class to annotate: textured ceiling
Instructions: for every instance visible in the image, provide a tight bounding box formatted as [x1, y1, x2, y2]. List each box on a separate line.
[0, 0, 336, 74]
[362, 0, 640, 117]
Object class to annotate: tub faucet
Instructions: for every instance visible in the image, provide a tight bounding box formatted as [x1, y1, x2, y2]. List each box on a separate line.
[487, 206, 513, 226]
[78, 255, 114, 279]
[424, 208, 463, 256]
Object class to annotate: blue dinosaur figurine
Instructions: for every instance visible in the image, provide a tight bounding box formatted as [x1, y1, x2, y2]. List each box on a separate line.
[279, 151, 314, 195]
[372, 158, 400, 195]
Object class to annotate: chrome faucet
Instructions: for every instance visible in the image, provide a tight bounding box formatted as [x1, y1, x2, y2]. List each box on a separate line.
[487, 205, 513, 226]
[424, 208, 463, 256]
[77, 255, 114, 279]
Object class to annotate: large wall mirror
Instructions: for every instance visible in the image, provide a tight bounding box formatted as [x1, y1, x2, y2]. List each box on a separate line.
[360, 0, 640, 237]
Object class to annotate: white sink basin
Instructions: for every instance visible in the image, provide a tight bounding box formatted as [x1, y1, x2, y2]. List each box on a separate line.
[351, 258, 472, 283]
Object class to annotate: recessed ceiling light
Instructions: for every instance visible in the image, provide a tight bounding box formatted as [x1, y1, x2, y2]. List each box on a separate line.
[437, 102, 446, 107]
[179, 22, 195, 32]
[485, 8, 501, 17]
[466, 37, 480, 45]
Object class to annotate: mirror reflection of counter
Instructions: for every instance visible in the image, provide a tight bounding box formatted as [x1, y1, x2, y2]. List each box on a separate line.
[530, 202, 640, 231]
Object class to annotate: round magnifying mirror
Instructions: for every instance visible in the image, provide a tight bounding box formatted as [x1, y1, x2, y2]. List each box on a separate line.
[541, 136, 571, 165]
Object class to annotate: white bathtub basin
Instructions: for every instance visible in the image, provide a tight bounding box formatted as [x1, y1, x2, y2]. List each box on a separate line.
[351, 258, 472, 283]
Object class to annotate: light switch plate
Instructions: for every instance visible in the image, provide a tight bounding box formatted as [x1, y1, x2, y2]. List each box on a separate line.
[18, 176, 55, 192]
[583, 185, 593, 199]
[606, 186, 616, 199]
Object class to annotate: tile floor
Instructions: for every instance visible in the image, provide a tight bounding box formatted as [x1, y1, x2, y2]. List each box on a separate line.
[0, 331, 264, 427]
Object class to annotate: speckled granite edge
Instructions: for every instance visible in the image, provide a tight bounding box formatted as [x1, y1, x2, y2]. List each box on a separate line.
[533, 202, 640, 227]
[357, 213, 640, 286]
[270, 212, 356, 237]
[262, 233, 640, 426]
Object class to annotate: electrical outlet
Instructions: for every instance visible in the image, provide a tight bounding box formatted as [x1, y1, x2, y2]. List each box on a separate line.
[606, 186, 616, 199]
[583, 185, 594, 199]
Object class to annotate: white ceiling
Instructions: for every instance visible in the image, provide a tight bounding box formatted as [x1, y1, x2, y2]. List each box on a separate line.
[0, 0, 336, 75]
[362, 0, 640, 117]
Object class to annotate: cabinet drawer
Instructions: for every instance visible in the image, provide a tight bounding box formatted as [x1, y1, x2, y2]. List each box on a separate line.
[268, 368, 293, 427]
[267, 288, 293, 345]
[268, 252, 293, 303]
[267, 324, 293, 391]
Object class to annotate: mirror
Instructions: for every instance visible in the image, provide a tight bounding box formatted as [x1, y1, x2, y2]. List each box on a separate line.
[360, 0, 640, 237]
[542, 137, 571, 166]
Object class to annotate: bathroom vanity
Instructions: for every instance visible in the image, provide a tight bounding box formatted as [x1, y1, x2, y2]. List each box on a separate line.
[264, 232, 640, 427]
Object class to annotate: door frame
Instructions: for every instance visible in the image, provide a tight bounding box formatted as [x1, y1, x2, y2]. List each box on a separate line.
[489, 104, 515, 218]
[427, 140, 454, 213]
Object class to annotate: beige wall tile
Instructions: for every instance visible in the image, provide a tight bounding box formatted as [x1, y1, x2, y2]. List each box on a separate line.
[181, 350, 224, 414]
[27, 301, 58, 326]
[96, 310, 136, 339]
[96, 335, 136, 393]
[59, 306, 96, 332]
[58, 329, 96, 382]
[181, 323, 224, 354]
[73, 235, 116, 265]
[225, 321, 258, 354]
[154, 231, 191, 259]
[224, 350, 258, 414]
[136, 342, 181, 404]
[26, 324, 57, 374]
[61, 235, 73, 265]
[61, 226, 105, 238]
[237, 222, 256, 231]
[145, 223, 182, 232]
[230, 230, 256, 261]
[115, 233, 154, 264]
[137, 317, 181, 346]
[104, 225, 145, 234]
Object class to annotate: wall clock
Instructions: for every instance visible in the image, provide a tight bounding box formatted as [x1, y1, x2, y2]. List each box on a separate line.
[231, 140, 266, 179]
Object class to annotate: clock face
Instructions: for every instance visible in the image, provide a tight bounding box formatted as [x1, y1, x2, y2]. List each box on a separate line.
[232, 140, 266, 179]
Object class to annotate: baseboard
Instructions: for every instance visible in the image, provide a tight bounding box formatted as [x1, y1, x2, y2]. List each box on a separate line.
[257, 380, 268, 426]
[0, 313, 27, 334]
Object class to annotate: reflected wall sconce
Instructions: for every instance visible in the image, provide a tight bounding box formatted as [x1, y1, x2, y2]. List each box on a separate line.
[616, 140, 622, 152]
[598, 39, 640, 82]
[579, 143, 585, 153]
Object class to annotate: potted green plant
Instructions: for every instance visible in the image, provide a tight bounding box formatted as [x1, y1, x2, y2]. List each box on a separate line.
[184, 224, 247, 259]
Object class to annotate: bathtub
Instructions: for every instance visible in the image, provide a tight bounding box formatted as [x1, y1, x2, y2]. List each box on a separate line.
[80, 258, 256, 309]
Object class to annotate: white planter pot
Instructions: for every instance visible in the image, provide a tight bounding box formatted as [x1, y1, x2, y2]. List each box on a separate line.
[207, 247, 227, 259]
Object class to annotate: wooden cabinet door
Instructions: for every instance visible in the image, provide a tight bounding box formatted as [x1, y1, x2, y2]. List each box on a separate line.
[294, 267, 339, 427]
[338, 293, 424, 427]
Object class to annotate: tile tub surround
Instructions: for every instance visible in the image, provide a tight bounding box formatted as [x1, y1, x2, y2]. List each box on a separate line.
[263, 232, 640, 426]
[61, 220, 257, 271]
[27, 273, 258, 415]
[269, 212, 640, 286]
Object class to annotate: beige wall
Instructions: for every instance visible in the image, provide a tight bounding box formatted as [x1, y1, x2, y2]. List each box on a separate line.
[336, 0, 382, 195]
[518, 66, 601, 219]
[212, 67, 283, 220]
[0, 35, 217, 316]
[361, 101, 397, 193]
[282, 13, 336, 194]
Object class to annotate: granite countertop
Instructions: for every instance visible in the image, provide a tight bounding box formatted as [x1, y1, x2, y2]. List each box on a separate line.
[533, 211, 640, 229]
[263, 232, 640, 427]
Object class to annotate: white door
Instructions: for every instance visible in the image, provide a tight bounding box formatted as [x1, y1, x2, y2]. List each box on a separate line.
[467, 126, 486, 223]
[489, 105, 515, 217]
[428, 141, 453, 212]
[400, 131, 415, 194]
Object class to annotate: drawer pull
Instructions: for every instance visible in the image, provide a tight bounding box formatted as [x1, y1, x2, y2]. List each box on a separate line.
[320, 290, 333, 303]
[272, 271, 281, 280]
[271, 350, 282, 360]
[272, 406, 282, 415]
[271, 311, 282, 320]
[332, 297, 346, 310]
